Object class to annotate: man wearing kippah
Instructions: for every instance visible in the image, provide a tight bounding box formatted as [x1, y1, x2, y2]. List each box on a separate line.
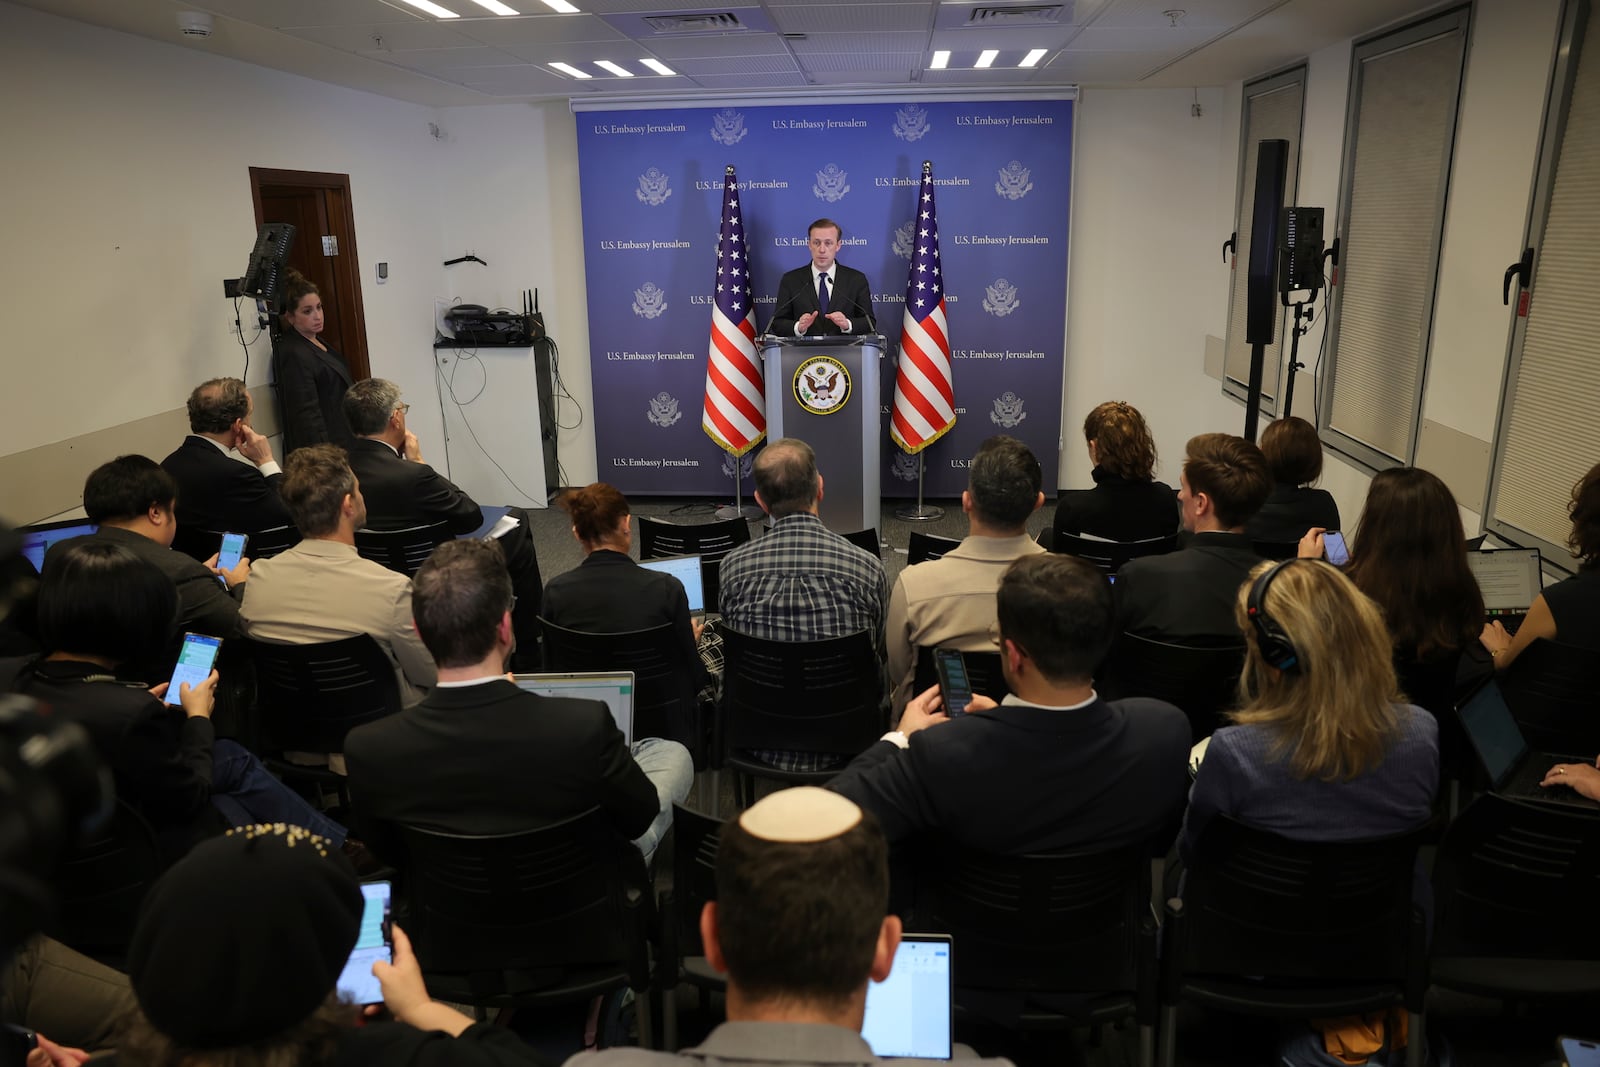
[575, 788, 1012, 1066]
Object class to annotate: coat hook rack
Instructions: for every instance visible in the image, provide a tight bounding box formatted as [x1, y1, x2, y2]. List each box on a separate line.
[444, 251, 487, 267]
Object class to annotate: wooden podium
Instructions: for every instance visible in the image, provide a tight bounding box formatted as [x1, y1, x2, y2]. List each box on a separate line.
[760, 336, 883, 533]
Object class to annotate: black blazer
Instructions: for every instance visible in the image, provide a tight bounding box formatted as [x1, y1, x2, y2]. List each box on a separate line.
[828, 696, 1191, 854]
[161, 435, 293, 535]
[343, 680, 659, 866]
[1114, 532, 1263, 642]
[769, 264, 875, 337]
[1247, 484, 1342, 543]
[51, 526, 243, 645]
[346, 438, 483, 535]
[1053, 469, 1180, 543]
[271, 330, 354, 457]
[541, 550, 704, 685]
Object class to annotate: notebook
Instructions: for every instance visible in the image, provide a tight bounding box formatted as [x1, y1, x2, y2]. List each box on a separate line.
[638, 554, 706, 614]
[1467, 548, 1543, 630]
[513, 671, 635, 744]
[19, 519, 98, 573]
[861, 934, 954, 1060]
[1456, 679, 1599, 809]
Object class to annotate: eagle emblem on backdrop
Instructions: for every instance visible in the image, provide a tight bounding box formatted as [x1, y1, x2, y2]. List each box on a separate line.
[892, 219, 916, 260]
[721, 450, 755, 479]
[636, 167, 672, 207]
[813, 164, 851, 203]
[710, 109, 748, 146]
[982, 278, 1021, 317]
[893, 104, 931, 142]
[632, 282, 667, 319]
[890, 450, 921, 482]
[991, 391, 1027, 429]
[647, 391, 681, 427]
[793, 356, 852, 415]
[995, 160, 1034, 201]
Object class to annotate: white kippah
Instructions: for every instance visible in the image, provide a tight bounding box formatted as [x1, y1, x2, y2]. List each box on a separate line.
[738, 786, 862, 843]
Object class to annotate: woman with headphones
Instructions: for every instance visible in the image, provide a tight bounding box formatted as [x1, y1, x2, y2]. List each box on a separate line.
[1177, 559, 1439, 864]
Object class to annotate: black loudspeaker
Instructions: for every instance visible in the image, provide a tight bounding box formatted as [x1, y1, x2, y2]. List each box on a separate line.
[1245, 139, 1289, 345]
[1278, 207, 1325, 295]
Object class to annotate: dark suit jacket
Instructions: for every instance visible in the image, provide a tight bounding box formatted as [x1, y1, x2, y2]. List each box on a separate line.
[769, 264, 874, 337]
[1246, 483, 1342, 543]
[271, 330, 354, 457]
[1114, 531, 1262, 642]
[828, 696, 1191, 854]
[1052, 468, 1180, 543]
[346, 438, 483, 535]
[161, 435, 293, 535]
[52, 525, 243, 645]
[542, 549, 705, 686]
[343, 679, 659, 866]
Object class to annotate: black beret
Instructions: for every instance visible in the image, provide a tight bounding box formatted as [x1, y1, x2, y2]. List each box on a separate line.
[128, 823, 363, 1049]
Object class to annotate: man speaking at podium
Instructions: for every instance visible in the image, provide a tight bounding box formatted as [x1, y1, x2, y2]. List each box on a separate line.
[769, 218, 875, 337]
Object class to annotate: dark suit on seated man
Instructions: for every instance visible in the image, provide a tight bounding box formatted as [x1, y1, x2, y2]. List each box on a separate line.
[344, 539, 692, 867]
[161, 377, 294, 538]
[831, 553, 1190, 855]
[769, 218, 875, 338]
[1115, 432, 1272, 644]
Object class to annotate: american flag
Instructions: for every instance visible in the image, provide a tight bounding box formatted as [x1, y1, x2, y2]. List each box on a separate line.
[890, 161, 955, 454]
[701, 166, 765, 457]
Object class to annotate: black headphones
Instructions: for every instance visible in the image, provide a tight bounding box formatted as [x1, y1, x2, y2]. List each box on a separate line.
[1245, 559, 1303, 672]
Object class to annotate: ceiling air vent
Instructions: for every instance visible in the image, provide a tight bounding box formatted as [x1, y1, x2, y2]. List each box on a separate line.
[965, 5, 1065, 26]
[642, 12, 748, 34]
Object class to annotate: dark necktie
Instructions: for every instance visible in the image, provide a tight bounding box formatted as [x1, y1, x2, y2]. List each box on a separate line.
[817, 272, 830, 317]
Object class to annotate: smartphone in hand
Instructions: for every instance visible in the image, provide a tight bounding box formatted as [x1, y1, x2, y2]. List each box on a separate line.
[163, 633, 222, 705]
[217, 531, 248, 572]
[933, 647, 974, 718]
[336, 880, 394, 1006]
[1323, 530, 1350, 567]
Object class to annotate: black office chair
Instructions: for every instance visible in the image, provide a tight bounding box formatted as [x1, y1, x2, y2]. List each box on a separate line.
[172, 524, 301, 563]
[912, 647, 1009, 703]
[906, 531, 962, 566]
[716, 628, 883, 801]
[354, 521, 452, 577]
[638, 516, 752, 611]
[1499, 639, 1600, 754]
[399, 808, 659, 1042]
[1098, 634, 1245, 742]
[1250, 539, 1301, 561]
[840, 527, 881, 557]
[1159, 817, 1431, 1067]
[1054, 532, 1179, 575]
[912, 841, 1158, 1067]
[538, 618, 702, 759]
[659, 803, 725, 1048]
[45, 799, 164, 965]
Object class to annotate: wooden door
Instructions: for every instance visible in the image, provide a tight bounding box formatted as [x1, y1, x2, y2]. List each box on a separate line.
[249, 167, 370, 381]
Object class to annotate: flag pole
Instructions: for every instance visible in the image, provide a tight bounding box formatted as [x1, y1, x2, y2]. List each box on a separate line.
[895, 451, 943, 521]
[889, 158, 951, 522]
[715, 450, 762, 521]
[703, 162, 765, 521]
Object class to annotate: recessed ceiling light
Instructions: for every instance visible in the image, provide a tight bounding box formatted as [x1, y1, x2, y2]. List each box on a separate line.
[974, 49, 998, 68]
[541, 0, 580, 11]
[549, 62, 592, 78]
[595, 60, 635, 77]
[466, 0, 519, 13]
[396, 0, 461, 17]
[1019, 48, 1046, 67]
[641, 58, 676, 76]
[929, 50, 950, 69]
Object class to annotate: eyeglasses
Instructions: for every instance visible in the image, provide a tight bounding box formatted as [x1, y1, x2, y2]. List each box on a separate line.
[396, 403, 411, 415]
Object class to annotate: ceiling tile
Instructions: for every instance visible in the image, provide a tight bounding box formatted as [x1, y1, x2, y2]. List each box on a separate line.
[1095, 0, 1273, 30]
[630, 33, 791, 60]
[451, 14, 629, 45]
[1041, 48, 1153, 80]
[365, 45, 527, 70]
[279, 21, 480, 51]
[1066, 24, 1217, 50]
[787, 30, 928, 54]
[772, 5, 931, 32]
[667, 53, 802, 75]
[192, 0, 421, 28]
[798, 50, 922, 71]
[689, 70, 812, 87]
[806, 68, 924, 83]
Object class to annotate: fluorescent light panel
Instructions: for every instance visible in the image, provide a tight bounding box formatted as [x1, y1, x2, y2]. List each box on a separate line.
[467, 0, 519, 12]
[975, 49, 998, 68]
[550, 61, 592, 78]
[595, 60, 635, 77]
[397, 0, 461, 16]
[641, 58, 676, 75]
[1020, 48, 1047, 67]
[541, 0, 580, 11]
[929, 50, 950, 69]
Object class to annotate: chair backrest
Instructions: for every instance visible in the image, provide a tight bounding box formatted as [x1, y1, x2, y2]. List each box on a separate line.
[668, 803, 723, 959]
[1054, 532, 1180, 575]
[1098, 633, 1245, 742]
[538, 618, 699, 750]
[172, 524, 302, 563]
[637, 516, 752, 611]
[1169, 816, 1427, 987]
[248, 524, 303, 560]
[912, 840, 1151, 995]
[1432, 793, 1600, 961]
[906, 531, 962, 566]
[45, 799, 163, 958]
[1499, 639, 1600, 753]
[353, 522, 452, 577]
[1251, 539, 1301, 561]
[912, 647, 1010, 703]
[840, 527, 881, 557]
[399, 808, 651, 987]
[246, 634, 403, 753]
[717, 628, 882, 758]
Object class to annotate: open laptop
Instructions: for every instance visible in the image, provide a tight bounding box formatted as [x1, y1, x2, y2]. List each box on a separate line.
[19, 518, 98, 573]
[1467, 548, 1543, 632]
[513, 671, 635, 744]
[1456, 679, 1600, 809]
[638, 554, 707, 615]
[861, 933, 954, 1060]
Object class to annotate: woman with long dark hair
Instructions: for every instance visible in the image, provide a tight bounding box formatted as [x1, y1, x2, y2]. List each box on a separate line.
[271, 269, 355, 457]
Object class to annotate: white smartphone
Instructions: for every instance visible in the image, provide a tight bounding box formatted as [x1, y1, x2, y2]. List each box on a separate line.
[163, 633, 222, 705]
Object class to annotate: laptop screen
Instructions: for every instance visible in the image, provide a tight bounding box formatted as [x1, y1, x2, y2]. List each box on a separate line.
[513, 671, 635, 744]
[1457, 681, 1528, 789]
[19, 520, 98, 573]
[861, 934, 953, 1060]
[638, 555, 705, 613]
[1467, 548, 1543, 614]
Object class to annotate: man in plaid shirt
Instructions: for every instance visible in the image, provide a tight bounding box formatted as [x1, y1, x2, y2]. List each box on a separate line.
[718, 438, 887, 772]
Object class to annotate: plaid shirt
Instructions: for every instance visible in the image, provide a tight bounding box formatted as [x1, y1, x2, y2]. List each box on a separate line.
[719, 512, 887, 772]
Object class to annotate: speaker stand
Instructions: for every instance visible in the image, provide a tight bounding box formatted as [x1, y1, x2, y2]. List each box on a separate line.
[1280, 301, 1312, 420]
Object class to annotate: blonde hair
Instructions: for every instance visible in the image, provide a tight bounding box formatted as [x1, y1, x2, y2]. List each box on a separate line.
[1229, 560, 1403, 782]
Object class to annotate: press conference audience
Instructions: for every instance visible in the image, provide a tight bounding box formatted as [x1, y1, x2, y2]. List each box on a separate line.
[346, 539, 692, 866]
[1115, 433, 1270, 642]
[240, 445, 436, 705]
[1481, 459, 1600, 667]
[1052, 400, 1180, 544]
[161, 376, 294, 537]
[1247, 416, 1340, 543]
[885, 435, 1045, 711]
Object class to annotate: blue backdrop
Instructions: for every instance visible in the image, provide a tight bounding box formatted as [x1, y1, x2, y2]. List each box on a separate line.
[574, 97, 1073, 497]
